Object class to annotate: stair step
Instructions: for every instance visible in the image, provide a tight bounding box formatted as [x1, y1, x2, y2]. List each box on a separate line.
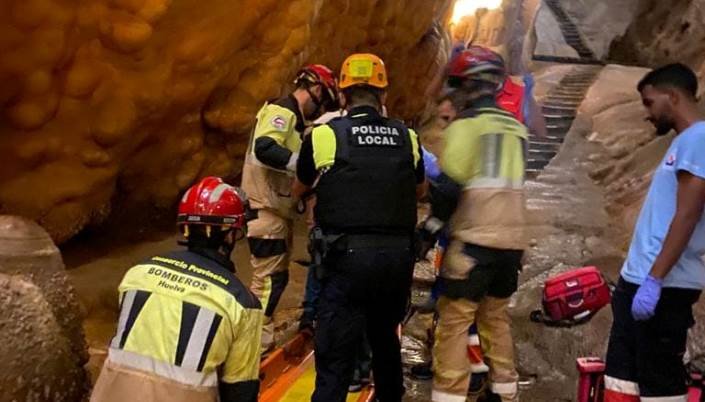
[542, 103, 578, 111]
[550, 91, 589, 98]
[543, 109, 577, 116]
[557, 83, 592, 89]
[531, 55, 603, 65]
[543, 92, 583, 100]
[557, 81, 593, 88]
[551, 86, 590, 93]
[544, 102, 581, 109]
[530, 137, 564, 145]
[527, 159, 551, 170]
[547, 124, 573, 132]
[529, 140, 562, 149]
[528, 149, 558, 158]
[545, 93, 584, 100]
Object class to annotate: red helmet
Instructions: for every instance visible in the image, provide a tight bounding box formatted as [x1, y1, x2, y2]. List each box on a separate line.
[295, 64, 339, 111]
[177, 177, 248, 230]
[447, 46, 505, 86]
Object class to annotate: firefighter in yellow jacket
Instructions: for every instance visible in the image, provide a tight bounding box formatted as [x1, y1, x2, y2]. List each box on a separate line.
[241, 64, 339, 350]
[428, 50, 528, 402]
[90, 177, 262, 402]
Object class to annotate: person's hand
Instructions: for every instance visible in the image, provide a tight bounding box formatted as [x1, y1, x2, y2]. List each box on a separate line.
[415, 218, 444, 261]
[423, 150, 441, 180]
[631, 275, 663, 321]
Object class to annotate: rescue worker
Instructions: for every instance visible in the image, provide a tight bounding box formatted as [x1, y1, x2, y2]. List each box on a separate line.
[604, 63, 705, 402]
[425, 44, 546, 137]
[241, 64, 338, 351]
[428, 49, 528, 402]
[294, 53, 426, 402]
[91, 177, 262, 402]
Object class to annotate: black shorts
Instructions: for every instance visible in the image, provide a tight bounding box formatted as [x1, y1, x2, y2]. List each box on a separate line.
[442, 243, 523, 302]
[605, 277, 701, 397]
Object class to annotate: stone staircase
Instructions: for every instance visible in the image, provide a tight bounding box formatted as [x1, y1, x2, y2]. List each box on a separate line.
[533, 0, 601, 65]
[526, 65, 603, 175]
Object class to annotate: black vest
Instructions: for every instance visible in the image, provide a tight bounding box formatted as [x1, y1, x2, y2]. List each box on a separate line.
[314, 107, 417, 234]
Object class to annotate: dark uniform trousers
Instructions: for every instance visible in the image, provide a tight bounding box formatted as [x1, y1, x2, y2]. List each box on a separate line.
[312, 236, 414, 402]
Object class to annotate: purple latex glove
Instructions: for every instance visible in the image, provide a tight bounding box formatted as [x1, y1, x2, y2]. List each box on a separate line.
[423, 148, 441, 180]
[631, 275, 663, 321]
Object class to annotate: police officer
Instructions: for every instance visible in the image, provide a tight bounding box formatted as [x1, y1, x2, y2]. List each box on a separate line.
[294, 53, 426, 402]
[428, 50, 528, 402]
[91, 177, 262, 402]
[241, 64, 338, 351]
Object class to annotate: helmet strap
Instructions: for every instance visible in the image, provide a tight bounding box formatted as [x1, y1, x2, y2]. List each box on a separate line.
[304, 85, 325, 119]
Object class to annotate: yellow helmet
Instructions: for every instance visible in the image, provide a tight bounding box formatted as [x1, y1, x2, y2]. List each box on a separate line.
[339, 53, 388, 89]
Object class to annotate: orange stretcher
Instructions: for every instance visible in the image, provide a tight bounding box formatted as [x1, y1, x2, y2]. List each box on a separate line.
[259, 333, 375, 402]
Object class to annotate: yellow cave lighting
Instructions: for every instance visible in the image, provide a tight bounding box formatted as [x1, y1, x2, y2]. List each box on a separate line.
[451, 0, 503, 24]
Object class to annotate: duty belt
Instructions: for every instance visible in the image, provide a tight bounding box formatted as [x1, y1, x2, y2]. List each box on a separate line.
[344, 234, 412, 249]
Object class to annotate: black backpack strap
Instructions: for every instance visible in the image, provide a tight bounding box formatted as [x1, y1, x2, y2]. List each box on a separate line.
[529, 309, 596, 328]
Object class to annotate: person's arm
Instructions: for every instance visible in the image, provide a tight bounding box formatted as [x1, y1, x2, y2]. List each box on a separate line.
[649, 171, 705, 278]
[219, 307, 263, 402]
[254, 109, 297, 171]
[410, 129, 427, 199]
[293, 133, 317, 199]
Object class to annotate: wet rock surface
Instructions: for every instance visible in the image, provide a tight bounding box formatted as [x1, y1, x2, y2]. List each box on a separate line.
[0, 216, 89, 401]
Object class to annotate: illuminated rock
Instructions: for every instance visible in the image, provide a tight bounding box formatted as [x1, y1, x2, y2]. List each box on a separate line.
[0, 0, 453, 243]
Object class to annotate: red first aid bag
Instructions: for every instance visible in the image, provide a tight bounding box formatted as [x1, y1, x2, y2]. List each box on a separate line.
[576, 357, 605, 402]
[531, 266, 612, 326]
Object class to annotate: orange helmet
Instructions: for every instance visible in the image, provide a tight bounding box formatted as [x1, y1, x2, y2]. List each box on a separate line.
[339, 53, 388, 89]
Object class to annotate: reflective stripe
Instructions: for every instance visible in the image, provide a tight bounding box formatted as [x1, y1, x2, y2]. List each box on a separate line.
[208, 184, 230, 204]
[605, 376, 640, 395]
[466, 177, 524, 190]
[467, 334, 480, 346]
[482, 133, 502, 178]
[409, 128, 421, 167]
[491, 381, 518, 395]
[431, 389, 467, 402]
[605, 390, 640, 402]
[312, 124, 337, 170]
[470, 362, 490, 374]
[111, 290, 136, 349]
[108, 347, 218, 387]
[181, 308, 217, 371]
[641, 396, 687, 402]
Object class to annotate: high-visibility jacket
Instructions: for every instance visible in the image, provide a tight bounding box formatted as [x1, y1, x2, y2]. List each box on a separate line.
[90, 248, 263, 402]
[241, 95, 305, 219]
[440, 97, 528, 257]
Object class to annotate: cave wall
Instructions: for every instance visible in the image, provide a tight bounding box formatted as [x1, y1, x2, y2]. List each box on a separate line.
[0, 0, 453, 243]
[558, 0, 640, 60]
[451, 0, 541, 74]
[609, 0, 705, 69]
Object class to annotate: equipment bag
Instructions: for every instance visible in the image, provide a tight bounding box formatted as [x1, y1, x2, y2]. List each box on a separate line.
[687, 361, 705, 402]
[576, 357, 605, 402]
[531, 266, 612, 327]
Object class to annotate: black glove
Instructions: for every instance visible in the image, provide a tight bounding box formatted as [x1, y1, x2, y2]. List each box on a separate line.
[415, 217, 444, 261]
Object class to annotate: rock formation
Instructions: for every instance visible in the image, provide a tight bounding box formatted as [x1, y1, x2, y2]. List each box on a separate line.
[0, 0, 453, 243]
[0, 215, 89, 401]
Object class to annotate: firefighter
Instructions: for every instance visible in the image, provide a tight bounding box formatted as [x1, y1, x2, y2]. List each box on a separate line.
[241, 64, 338, 351]
[429, 49, 528, 402]
[91, 177, 262, 402]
